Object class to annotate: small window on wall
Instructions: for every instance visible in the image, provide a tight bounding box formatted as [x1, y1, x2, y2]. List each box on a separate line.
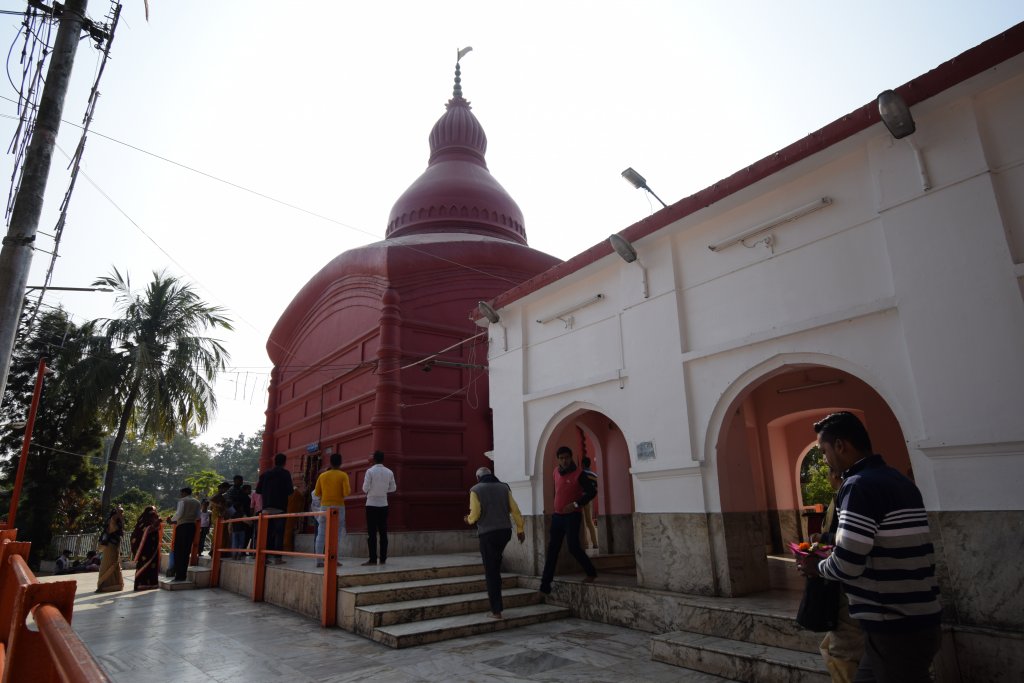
[800, 446, 833, 507]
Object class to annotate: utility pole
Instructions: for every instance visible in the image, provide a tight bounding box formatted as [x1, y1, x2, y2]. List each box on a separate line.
[0, 0, 90, 409]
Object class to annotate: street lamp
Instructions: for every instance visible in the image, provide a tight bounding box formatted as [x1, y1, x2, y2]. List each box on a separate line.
[25, 285, 113, 293]
[621, 167, 668, 209]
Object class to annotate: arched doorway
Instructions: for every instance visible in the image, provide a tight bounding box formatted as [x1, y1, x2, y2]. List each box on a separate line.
[712, 364, 911, 596]
[538, 406, 636, 575]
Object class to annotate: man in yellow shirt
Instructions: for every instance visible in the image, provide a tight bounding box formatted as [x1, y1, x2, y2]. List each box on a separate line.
[464, 467, 525, 618]
[313, 452, 351, 568]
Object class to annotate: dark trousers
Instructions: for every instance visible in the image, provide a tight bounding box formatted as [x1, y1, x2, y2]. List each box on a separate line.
[198, 526, 209, 555]
[264, 508, 285, 554]
[479, 528, 512, 615]
[854, 624, 941, 683]
[173, 522, 196, 581]
[540, 511, 597, 590]
[365, 505, 389, 562]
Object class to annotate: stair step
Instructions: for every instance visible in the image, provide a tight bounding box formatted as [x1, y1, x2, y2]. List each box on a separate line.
[158, 577, 196, 591]
[336, 562, 482, 588]
[373, 603, 570, 649]
[354, 587, 540, 635]
[343, 573, 516, 606]
[651, 631, 829, 683]
[589, 553, 635, 570]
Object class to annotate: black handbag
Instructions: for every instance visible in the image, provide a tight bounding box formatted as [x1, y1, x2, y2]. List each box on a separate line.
[796, 576, 842, 631]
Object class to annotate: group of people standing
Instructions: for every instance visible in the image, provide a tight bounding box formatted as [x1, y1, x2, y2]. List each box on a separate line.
[205, 449, 396, 569]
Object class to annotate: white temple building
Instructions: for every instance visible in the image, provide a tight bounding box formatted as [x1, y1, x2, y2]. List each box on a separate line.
[481, 23, 1024, 680]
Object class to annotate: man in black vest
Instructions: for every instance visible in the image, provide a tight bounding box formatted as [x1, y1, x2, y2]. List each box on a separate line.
[464, 467, 525, 618]
[256, 452, 294, 563]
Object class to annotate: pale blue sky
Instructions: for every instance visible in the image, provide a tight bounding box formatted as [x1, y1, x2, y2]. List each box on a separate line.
[2, 1, 1022, 444]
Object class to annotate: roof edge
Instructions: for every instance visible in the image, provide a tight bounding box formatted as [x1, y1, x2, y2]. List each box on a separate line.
[491, 21, 1024, 310]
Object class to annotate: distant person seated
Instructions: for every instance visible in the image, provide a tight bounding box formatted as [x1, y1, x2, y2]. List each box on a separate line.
[70, 548, 101, 573]
[54, 549, 72, 574]
[78, 550, 101, 572]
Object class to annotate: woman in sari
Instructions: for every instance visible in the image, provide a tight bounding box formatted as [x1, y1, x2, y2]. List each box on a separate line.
[96, 506, 125, 593]
[130, 506, 161, 591]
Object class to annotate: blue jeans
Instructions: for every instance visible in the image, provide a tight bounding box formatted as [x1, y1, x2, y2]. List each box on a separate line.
[314, 506, 346, 562]
[230, 522, 247, 559]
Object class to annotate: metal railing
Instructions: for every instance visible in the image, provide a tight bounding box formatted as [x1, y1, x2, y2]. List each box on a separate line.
[0, 530, 110, 682]
[210, 509, 340, 627]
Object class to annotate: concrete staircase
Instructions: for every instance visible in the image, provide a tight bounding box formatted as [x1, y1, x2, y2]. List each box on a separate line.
[338, 563, 568, 648]
[648, 585, 829, 682]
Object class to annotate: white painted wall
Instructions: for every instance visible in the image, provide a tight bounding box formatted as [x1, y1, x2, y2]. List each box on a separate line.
[488, 52, 1024, 515]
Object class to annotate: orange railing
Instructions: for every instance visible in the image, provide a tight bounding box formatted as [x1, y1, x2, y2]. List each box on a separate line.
[159, 521, 203, 569]
[0, 530, 110, 682]
[210, 509, 339, 627]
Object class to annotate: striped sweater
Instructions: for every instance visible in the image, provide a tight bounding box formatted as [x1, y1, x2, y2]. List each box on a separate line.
[817, 454, 941, 632]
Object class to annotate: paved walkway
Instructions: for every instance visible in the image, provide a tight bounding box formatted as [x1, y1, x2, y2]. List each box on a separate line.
[46, 569, 734, 682]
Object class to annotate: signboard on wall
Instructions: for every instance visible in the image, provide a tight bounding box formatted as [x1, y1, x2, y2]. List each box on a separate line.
[637, 440, 656, 461]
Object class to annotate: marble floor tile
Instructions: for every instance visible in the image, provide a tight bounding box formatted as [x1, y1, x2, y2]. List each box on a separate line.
[52, 569, 738, 683]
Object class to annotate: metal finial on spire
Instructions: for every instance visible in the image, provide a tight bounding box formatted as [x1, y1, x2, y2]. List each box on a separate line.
[454, 47, 473, 98]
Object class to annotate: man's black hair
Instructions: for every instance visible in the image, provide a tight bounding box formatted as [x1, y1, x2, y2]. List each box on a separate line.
[233, 474, 244, 483]
[581, 456, 591, 468]
[813, 411, 873, 453]
[372, 450, 385, 464]
[330, 452, 342, 467]
[274, 452, 287, 467]
[181, 486, 193, 495]
[556, 446, 572, 457]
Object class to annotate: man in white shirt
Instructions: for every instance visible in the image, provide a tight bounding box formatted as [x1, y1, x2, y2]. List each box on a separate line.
[361, 450, 396, 566]
[167, 486, 201, 582]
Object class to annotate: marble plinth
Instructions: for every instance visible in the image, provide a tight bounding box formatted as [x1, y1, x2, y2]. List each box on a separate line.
[768, 508, 802, 553]
[947, 624, 1024, 683]
[708, 511, 771, 596]
[634, 513, 716, 595]
[598, 514, 635, 555]
[930, 510, 1024, 632]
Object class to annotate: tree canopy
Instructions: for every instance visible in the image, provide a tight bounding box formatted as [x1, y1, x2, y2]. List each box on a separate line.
[81, 268, 232, 508]
[0, 305, 105, 564]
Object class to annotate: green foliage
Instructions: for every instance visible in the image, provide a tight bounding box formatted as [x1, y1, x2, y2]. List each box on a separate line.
[81, 268, 232, 509]
[113, 486, 156, 508]
[0, 306, 106, 565]
[109, 432, 214, 509]
[800, 446, 835, 506]
[185, 469, 223, 501]
[209, 430, 261, 484]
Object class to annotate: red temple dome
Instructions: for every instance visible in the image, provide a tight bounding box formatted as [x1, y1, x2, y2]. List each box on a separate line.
[386, 63, 527, 245]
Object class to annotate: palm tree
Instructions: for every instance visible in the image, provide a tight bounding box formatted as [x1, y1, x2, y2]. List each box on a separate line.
[86, 269, 232, 509]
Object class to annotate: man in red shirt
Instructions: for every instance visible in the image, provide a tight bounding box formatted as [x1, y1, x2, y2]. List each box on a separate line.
[539, 446, 598, 594]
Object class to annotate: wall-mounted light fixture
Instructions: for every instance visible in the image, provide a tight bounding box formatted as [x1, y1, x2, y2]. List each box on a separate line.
[608, 234, 649, 298]
[609, 234, 637, 263]
[877, 90, 915, 139]
[877, 89, 931, 191]
[621, 167, 668, 209]
[536, 293, 605, 327]
[707, 197, 833, 253]
[476, 301, 506, 351]
[477, 301, 500, 324]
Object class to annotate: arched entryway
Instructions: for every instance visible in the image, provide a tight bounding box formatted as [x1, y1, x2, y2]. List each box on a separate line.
[538, 406, 636, 576]
[712, 363, 911, 596]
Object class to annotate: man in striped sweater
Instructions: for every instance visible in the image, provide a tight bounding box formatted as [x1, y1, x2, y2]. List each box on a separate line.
[798, 411, 941, 683]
